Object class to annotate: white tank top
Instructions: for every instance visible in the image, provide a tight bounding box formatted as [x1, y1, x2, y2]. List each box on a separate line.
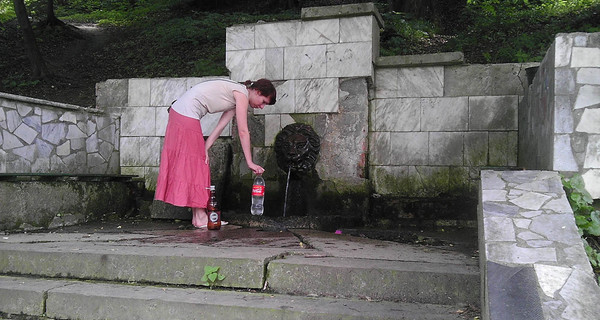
[171, 79, 249, 119]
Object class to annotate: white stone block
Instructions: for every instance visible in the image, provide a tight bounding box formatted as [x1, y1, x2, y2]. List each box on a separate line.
[264, 114, 280, 146]
[582, 169, 600, 199]
[554, 95, 573, 134]
[265, 48, 284, 80]
[340, 16, 373, 42]
[571, 47, 600, 68]
[534, 264, 573, 297]
[390, 132, 428, 165]
[200, 112, 230, 137]
[6, 109, 19, 132]
[128, 79, 151, 107]
[297, 19, 339, 45]
[226, 49, 267, 82]
[554, 35, 573, 68]
[576, 108, 600, 133]
[284, 45, 327, 79]
[16, 104, 32, 117]
[577, 68, 600, 85]
[138, 137, 161, 166]
[121, 107, 156, 137]
[86, 132, 98, 153]
[155, 107, 168, 137]
[56, 141, 70, 156]
[255, 21, 298, 48]
[370, 131, 391, 165]
[12, 145, 36, 162]
[14, 123, 38, 144]
[584, 135, 600, 168]
[553, 135, 579, 171]
[120, 137, 140, 166]
[66, 124, 86, 139]
[484, 217, 516, 241]
[428, 132, 463, 166]
[150, 78, 187, 107]
[397, 67, 443, 97]
[469, 96, 518, 131]
[59, 112, 77, 123]
[574, 85, 600, 109]
[296, 78, 338, 113]
[226, 24, 255, 51]
[326, 42, 372, 78]
[373, 98, 420, 132]
[281, 114, 295, 128]
[41, 109, 59, 123]
[421, 97, 468, 131]
[374, 68, 398, 99]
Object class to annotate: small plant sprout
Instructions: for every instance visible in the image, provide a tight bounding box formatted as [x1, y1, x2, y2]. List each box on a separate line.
[201, 265, 225, 287]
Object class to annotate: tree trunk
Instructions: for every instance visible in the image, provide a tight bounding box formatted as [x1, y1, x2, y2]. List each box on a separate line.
[45, 0, 65, 26]
[13, 0, 49, 79]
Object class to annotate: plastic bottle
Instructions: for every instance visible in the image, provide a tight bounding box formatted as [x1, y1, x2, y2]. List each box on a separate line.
[206, 185, 221, 230]
[251, 174, 265, 215]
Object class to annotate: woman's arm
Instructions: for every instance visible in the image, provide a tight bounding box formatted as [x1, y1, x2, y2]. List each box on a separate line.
[233, 90, 264, 174]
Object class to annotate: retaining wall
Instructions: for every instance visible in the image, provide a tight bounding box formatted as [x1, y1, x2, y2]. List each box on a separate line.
[479, 170, 600, 319]
[0, 92, 120, 174]
[522, 32, 600, 199]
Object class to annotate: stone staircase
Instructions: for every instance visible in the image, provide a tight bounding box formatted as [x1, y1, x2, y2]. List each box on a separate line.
[0, 221, 480, 319]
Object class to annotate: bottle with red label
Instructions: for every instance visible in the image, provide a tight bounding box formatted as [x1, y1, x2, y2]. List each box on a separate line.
[206, 185, 221, 230]
[251, 174, 265, 216]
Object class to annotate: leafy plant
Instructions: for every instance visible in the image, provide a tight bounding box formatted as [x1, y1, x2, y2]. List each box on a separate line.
[562, 175, 600, 283]
[201, 265, 225, 287]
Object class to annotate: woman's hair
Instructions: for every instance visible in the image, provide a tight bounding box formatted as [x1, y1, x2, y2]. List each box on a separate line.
[242, 79, 277, 105]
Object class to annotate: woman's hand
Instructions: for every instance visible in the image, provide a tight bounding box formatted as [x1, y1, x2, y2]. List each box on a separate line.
[248, 162, 264, 174]
[204, 148, 210, 165]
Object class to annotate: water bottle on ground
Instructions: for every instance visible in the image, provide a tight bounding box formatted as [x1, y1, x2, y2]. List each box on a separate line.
[206, 185, 221, 230]
[251, 174, 265, 215]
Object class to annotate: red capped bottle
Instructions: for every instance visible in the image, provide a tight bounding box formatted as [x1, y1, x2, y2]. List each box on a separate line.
[206, 185, 221, 230]
[251, 174, 265, 215]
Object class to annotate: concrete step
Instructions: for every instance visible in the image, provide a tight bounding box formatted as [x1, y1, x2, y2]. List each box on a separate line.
[0, 222, 480, 316]
[0, 275, 468, 320]
[267, 255, 480, 305]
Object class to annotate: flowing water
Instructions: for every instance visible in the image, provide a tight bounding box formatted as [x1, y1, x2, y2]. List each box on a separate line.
[283, 166, 291, 217]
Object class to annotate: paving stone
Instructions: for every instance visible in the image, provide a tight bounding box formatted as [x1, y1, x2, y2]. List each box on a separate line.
[509, 192, 552, 210]
[487, 262, 544, 320]
[533, 264, 572, 298]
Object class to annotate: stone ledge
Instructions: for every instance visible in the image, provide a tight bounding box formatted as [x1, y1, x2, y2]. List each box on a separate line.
[301, 2, 384, 28]
[0, 91, 102, 113]
[479, 170, 600, 320]
[375, 52, 465, 68]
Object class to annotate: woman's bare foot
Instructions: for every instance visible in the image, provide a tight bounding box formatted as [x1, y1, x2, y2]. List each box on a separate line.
[192, 208, 208, 228]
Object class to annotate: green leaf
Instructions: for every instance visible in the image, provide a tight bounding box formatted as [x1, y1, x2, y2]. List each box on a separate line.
[208, 273, 218, 282]
[204, 266, 219, 274]
[217, 274, 225, 281]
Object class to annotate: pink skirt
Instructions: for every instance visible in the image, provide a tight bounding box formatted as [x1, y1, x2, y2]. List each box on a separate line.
[154, 109, 210, 208]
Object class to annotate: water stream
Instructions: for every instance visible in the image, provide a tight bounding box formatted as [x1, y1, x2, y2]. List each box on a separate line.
[283, 166, 291, 217]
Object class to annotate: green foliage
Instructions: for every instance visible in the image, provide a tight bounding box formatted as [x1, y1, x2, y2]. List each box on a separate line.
[379, 11, 440, 56]
[201, 265, 225, 287]
[563, 175, 600, 282]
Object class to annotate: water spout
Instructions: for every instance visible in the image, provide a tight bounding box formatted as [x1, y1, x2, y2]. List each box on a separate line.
[283, 166, 291, 217]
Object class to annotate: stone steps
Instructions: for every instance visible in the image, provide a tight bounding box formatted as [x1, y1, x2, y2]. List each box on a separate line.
[0, 224, 480, 319]
[0, 276, 467, 320]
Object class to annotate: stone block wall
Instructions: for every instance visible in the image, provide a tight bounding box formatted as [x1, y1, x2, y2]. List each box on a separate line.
[0, 92, 119, 174]
[522, 32, 600, 199]
[479, 170, 600, 319]
[96, 77, 234, 189]
[370, 59, 535, 197]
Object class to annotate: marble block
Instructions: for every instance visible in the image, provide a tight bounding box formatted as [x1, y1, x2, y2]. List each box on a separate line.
[469, 96, 518, 131]
[128, 78, 151, 107]
[255, 21, 297, 49]
[150, 78, 187, 107]
[340, 16, 373, 43]
[397, 67, 443, 97]
[570, 47, 600, 68]
[390, 132, 428, 165]
[226, 24, 255, 51]
[575, 108, 600, 133]
[428, 132, 463, 166]
[421, 97, 468, 131]
[295, 78, 338, 113]
[226, 49, 267, 82]
[326, 42, 372, 78]
[373, 98, 420, 132]
[297, 19, 339, 45]
[284, 45, 327, 79]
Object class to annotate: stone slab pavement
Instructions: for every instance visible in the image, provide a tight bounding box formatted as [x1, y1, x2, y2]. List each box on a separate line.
[0, 219, 480, 319]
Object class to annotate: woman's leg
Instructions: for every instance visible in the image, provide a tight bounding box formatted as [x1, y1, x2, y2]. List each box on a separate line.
[192, 207, 208, 228]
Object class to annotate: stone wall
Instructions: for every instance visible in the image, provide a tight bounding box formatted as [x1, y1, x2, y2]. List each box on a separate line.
[522, 32, 600, 199]
[479, 170, 600, 319]
[371, 57, 536, 197]
[0, 92, 119, 174]
[96, 77, 234, 189]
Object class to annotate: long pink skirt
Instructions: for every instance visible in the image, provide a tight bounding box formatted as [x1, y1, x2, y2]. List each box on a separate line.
[154, 109, 210, 208]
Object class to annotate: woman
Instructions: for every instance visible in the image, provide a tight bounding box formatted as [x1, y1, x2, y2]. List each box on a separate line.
[155, 78, 276, 228]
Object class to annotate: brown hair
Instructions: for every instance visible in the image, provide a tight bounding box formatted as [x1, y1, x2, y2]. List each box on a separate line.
[242, 79, 277, 105]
